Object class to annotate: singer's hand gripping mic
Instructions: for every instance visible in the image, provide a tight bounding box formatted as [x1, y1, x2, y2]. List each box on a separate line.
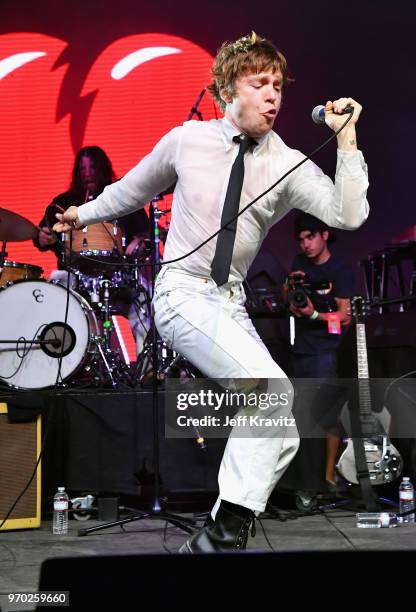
[312, 104, 354, 125]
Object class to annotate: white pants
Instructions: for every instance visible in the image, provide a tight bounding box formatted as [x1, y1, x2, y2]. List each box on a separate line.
[153, 267, 299, 513]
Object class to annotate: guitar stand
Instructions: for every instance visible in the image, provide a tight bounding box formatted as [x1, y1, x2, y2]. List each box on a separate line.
[313, 491, 398, 516]
[303, 437, 399, 516]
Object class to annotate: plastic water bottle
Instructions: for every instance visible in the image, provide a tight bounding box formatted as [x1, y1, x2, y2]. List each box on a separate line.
[53, 487, 69, 534]
[399, 477, 415, 524]
[356, 512, 398, 528]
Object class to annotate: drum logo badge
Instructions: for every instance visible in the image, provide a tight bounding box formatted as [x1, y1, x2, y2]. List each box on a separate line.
[32, 288, 44, 303]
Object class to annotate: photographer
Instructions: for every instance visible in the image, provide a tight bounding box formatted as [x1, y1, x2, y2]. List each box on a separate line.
[283, 212, 353, 494]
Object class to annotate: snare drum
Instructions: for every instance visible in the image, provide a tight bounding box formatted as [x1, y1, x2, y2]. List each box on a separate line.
[0, 279, 99, 389]
[69, 221, 124, 276]
[0, 260, 43, 287]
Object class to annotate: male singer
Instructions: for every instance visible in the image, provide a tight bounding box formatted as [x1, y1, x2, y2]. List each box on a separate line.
[54, 32, 369, 553]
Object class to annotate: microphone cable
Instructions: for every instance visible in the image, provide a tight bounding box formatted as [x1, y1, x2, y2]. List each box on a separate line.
[48, 110, 354, 271]
[162, 109, 354, 266]
[1, 107, 355, 532]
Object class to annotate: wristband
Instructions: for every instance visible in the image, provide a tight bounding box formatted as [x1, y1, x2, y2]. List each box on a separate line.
[309, 310, 319, 320]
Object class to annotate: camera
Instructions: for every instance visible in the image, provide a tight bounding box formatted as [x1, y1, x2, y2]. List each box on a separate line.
[287, 274, 331, 309]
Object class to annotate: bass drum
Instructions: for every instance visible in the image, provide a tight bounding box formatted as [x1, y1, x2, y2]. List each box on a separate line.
[0, 279, 99, 389]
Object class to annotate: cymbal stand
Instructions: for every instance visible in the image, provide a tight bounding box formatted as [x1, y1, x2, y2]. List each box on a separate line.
[0, 241, 7, 278]
[131, 335, 172, 386]
[130, 195, 169, 385]
[0, 241, 6, 283]
[101, 279, 112, 351]
[0, 241, 7, 267]
[92, 338, 117, 388]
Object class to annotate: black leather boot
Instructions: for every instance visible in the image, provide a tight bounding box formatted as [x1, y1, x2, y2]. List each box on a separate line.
[179, 501, 255, 553]
[202, 512, 214, 528]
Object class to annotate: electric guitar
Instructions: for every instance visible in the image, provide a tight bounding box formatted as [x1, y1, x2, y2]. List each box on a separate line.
[337, 296, 403, 486]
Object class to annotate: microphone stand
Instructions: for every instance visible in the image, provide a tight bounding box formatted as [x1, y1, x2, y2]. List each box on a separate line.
[77, 89, 211, 537]
[78, 196, 196, 537]
[187, 88, 205, 121]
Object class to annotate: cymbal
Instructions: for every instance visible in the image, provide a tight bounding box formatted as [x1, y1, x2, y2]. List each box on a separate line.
[0, 208, 38, 242]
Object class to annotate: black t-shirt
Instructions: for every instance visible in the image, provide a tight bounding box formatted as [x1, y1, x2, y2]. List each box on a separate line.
[291, 253, 354, 354]
[33, 189, 149, 268]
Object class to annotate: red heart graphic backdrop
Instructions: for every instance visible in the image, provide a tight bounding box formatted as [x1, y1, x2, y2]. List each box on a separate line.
[0, 32, 217, 359]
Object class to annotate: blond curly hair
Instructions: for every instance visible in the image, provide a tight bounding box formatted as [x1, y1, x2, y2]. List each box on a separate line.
[208, 32, 293, 111]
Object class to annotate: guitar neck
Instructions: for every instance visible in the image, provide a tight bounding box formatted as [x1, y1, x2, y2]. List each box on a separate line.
[355, 321, 377, 432]
[356, 323, 369, 379]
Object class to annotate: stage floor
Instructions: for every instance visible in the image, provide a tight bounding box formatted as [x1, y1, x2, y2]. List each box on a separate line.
[1, 509, 416, 610]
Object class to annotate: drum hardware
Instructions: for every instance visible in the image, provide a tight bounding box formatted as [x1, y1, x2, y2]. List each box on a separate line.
[74, 265, 149, 312]
[89, 333, 117, 388]
[64, 326, 132, 389]
[44, 260, 149, 388]
[127, 200, 196, 387]
[0, 338, 63, 350]
[71, 267, 150, 387]
[131, 337, 174, 386]
[0, 241, 7, 283]
[100, 279, 114, 354]
[162, 352, 199, 379]
[129, 196, 172, 386]
[0, 240, 6, 267]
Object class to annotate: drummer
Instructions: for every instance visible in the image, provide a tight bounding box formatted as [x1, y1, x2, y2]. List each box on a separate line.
[33, 145, 151, 355]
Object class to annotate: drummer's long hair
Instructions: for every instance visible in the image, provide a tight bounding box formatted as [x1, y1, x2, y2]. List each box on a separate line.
[70, 146, 116, 198]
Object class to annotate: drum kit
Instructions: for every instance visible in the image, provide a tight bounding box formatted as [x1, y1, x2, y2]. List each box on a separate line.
[0, 206, 170, 391]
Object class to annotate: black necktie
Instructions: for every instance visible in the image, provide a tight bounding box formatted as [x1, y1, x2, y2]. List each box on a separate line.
[211, 135, 255, 286]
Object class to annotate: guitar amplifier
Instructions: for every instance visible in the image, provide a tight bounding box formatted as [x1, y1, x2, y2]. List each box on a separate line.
[0, 403, 41, 530]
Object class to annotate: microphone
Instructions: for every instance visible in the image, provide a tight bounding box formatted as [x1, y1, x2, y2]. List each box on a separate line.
[312, 104, 354, 125]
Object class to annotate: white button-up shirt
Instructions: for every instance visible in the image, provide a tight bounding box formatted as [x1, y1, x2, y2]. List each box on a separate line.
[77, 117, 369, 282]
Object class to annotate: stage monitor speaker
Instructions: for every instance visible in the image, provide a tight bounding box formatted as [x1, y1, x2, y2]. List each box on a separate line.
[38, 551, 414, 609]
[0, 402, 41, 530]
